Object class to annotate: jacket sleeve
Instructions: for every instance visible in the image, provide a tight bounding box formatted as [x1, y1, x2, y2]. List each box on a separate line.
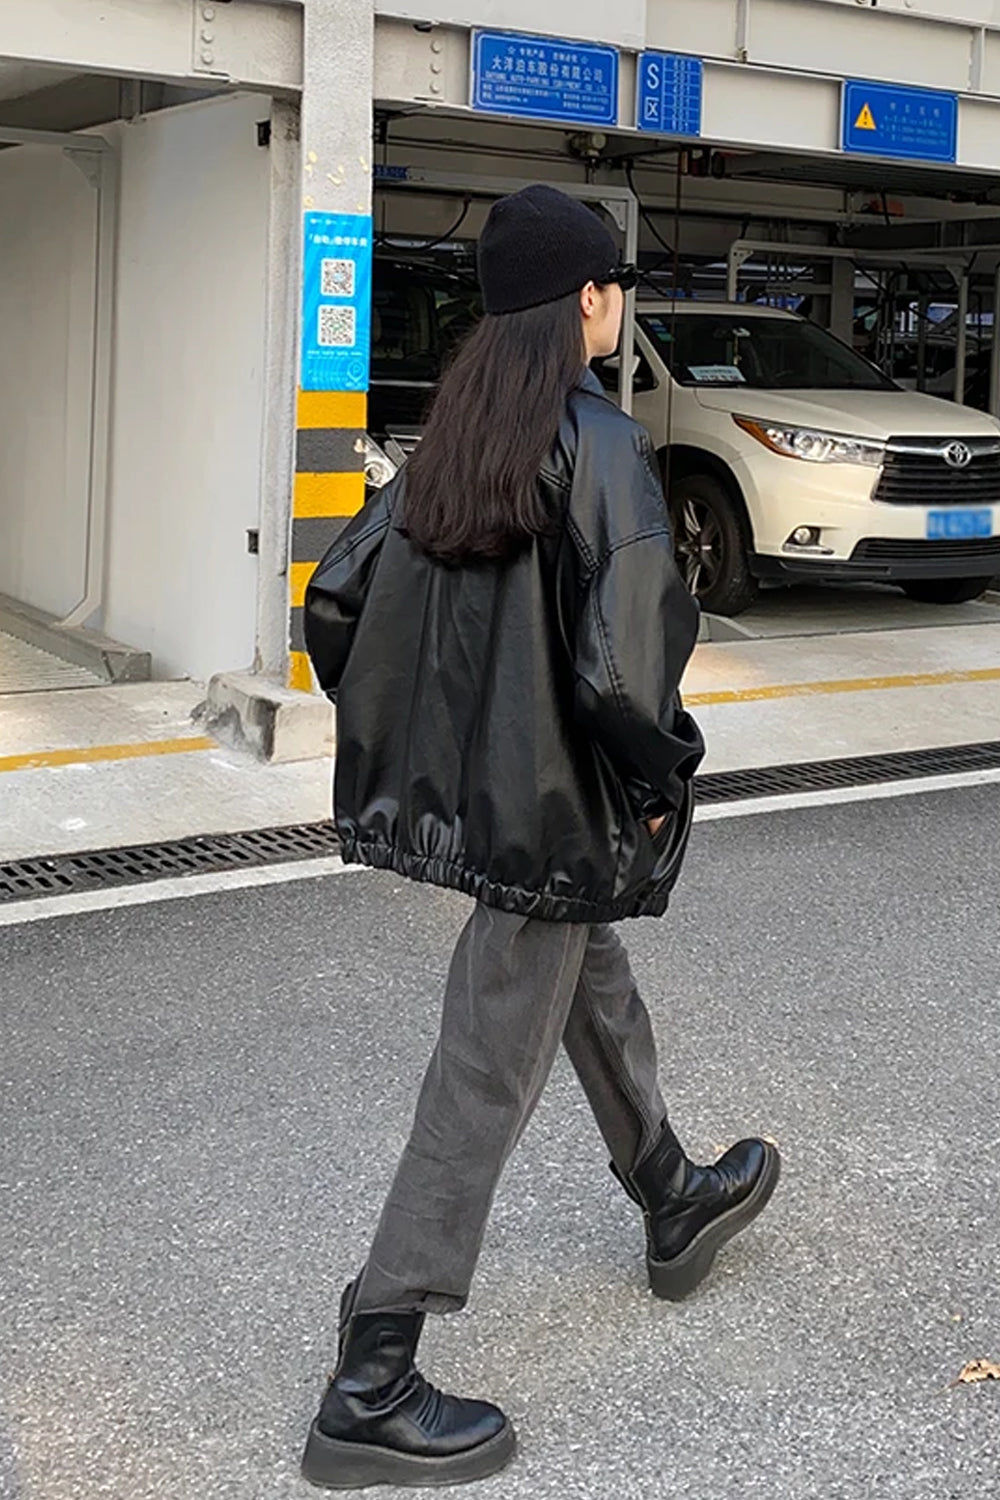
[572, 429, 705, 813]
[303, 486, 393, 699]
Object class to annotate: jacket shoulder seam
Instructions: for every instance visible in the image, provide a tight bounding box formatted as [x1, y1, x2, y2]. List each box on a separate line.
[565, 513, 598, 576]
[539, 464, 572, 493]
[568, 517, 671, 580]
[592, 525, 672, 569]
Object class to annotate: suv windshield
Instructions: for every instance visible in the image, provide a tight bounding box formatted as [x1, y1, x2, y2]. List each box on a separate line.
[640, 311, 895, 392]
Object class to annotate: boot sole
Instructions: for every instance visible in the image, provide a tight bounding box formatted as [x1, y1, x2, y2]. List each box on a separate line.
[646, 1143, 781, 1302]
[300, 1420, 517, 1490]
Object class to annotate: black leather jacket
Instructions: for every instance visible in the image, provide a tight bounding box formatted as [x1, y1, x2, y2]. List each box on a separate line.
[305, 372, 704, 923]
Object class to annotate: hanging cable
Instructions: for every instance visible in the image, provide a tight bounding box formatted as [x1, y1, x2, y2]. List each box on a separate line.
[624, 159, 676, 259]
[376, 198, 472, 252]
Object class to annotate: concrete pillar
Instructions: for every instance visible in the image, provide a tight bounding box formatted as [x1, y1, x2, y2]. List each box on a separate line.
[288, 0, 375, 692]
[255, 97, 302, 680]
[209, 0, 373, 752]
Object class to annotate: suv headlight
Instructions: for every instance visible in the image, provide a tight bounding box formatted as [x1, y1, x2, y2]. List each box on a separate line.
[362, 434, 399, 489]
[734, 416, 885, 467]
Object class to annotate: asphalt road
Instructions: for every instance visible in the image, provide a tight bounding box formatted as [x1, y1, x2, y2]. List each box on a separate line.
[2, 785, 999, 1499]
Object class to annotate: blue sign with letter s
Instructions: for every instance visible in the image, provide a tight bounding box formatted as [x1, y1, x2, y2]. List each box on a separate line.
[637, 52, 703, 137]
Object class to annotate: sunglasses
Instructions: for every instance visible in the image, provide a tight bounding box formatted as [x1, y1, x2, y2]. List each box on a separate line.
[599, 263, 638, 293]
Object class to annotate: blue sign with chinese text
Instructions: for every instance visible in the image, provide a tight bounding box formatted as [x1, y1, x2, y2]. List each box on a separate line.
[472, 31, 618, 127]
[636, 52, 703, 137]
[301, 211, 372, 393]
[842, 80, 957, 164]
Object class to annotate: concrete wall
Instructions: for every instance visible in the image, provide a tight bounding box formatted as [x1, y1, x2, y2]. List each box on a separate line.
[102, 92, 270, 681]
[0, 144, 96, 617]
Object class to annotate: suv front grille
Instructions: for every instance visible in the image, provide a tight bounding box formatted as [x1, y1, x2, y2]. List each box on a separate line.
[853, 536, 1000, 564]
[875, 437, 1000, 506]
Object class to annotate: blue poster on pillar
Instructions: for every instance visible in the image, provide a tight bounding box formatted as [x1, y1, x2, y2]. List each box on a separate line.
[301, 211, 373, 392]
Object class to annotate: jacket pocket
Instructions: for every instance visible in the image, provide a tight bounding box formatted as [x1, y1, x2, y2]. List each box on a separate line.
[648, 779, 696, 892]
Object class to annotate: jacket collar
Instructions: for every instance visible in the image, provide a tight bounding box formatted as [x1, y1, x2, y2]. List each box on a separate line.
[581, 366, 613, 403]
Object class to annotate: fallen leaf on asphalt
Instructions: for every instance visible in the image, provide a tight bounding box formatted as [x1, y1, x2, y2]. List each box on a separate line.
[951, 1359, 1000, 1386]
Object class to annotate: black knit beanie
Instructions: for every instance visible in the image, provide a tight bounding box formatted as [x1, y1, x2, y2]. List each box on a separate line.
[477, 184, 620, 315]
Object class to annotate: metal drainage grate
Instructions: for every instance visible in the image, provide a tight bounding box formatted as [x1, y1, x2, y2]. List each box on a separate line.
[0, 822, 340, 905]
[696, 740, 1000, 804]
[3, 741, 1000, 905]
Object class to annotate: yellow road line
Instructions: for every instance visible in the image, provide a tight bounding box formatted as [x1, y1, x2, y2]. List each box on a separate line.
[685, 665, 1000, 708]
[0, 736, 215, 774]
[7, 669, 994, 771]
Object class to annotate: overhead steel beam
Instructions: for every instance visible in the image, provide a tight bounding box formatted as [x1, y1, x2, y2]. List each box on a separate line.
[0, 0, 302, 94]
[373, 14, 1000, 174]
[375, 0, 646, 51]
[725, 235, 980, 303]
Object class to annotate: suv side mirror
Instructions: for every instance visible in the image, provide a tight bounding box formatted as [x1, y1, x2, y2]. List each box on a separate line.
[597, 348, 657, 395]
[604, 352, 641, 378]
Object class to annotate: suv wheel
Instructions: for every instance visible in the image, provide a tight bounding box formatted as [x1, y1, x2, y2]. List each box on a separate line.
[668, 474, 759, 616]
[900, 577, 993, 605]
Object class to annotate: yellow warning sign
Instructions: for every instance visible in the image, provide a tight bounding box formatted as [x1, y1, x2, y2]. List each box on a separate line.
[854, 102, 877, 132]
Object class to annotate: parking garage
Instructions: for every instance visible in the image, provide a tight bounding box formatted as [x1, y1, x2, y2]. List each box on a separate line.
[363, 5, 1000, 646]
[4, 0, 1000, 803]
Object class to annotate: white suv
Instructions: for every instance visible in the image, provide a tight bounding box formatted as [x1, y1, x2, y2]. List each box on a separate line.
[622, 303, 1000, 615]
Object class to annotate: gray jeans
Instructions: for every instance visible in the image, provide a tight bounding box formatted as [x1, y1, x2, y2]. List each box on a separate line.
[355, 903, 667, 1314]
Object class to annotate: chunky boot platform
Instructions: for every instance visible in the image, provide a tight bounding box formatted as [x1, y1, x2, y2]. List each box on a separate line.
[616, 1123, 781, 1302]
[301, 1286, 516, 1490]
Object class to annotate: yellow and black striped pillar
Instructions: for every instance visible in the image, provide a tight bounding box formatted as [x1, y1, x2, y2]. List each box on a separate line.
[289, 389, 368, 692]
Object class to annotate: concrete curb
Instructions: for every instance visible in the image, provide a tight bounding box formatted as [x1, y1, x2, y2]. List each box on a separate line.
[201, 670, 334, 764]
[699, 611, 759, 643]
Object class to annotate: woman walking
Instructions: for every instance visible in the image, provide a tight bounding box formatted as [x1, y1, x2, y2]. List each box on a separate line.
[302, 184, 780, 1490]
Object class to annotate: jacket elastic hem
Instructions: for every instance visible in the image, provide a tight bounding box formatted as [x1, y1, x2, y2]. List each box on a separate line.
[339, 835, 674, 924]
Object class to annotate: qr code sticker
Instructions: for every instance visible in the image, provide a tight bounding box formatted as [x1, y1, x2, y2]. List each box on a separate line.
[321, 258, 355, 297]
[318, 305, 357, 348]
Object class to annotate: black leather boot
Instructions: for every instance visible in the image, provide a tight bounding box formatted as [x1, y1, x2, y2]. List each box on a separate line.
[301, 1288, 516, 1490]
[616, 1123, 781, 1302]
[335, 1277, 361, 1362]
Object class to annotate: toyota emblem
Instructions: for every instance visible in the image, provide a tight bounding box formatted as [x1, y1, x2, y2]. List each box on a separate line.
[944, 442, 973, 469]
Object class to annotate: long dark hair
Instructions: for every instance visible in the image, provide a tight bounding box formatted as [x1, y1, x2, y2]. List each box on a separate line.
[402, 291, 585, 564]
